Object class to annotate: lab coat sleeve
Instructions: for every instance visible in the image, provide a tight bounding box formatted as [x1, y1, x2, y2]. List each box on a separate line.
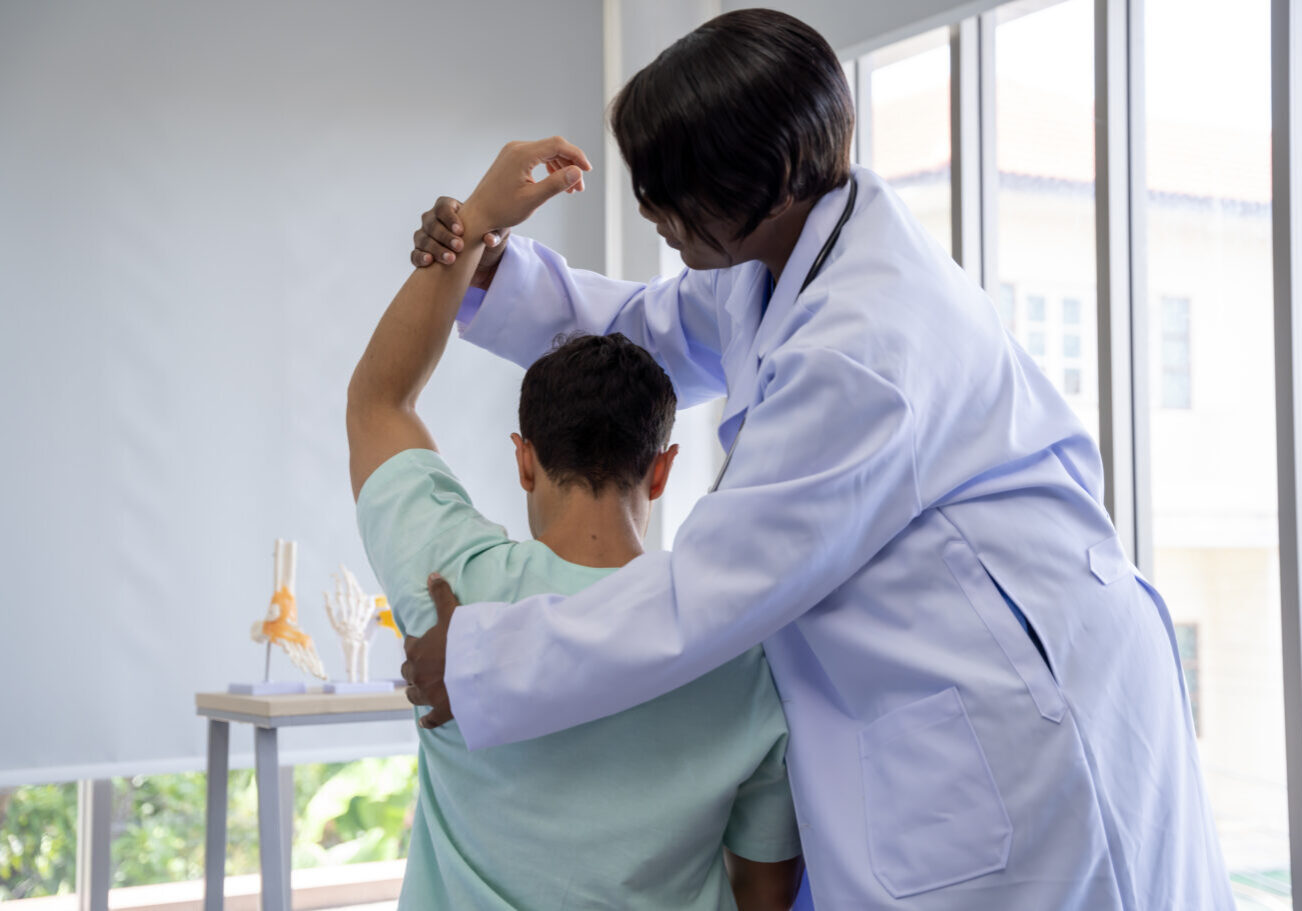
[444, 342, 924, 749]
[457, 236, 728, 407]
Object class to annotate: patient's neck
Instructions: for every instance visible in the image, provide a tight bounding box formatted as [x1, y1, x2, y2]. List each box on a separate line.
[534, 483, 646, 569]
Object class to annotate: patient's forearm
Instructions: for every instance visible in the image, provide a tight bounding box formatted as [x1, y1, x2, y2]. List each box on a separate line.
[346, 208, 491, 498]
[349, 232, 487, 412]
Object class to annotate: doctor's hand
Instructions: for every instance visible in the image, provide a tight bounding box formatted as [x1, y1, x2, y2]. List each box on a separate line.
[399, 573, 462, 729]
[411, 196, 508, 288]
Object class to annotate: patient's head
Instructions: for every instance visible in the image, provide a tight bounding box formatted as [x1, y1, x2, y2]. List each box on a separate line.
[514, 333, 677, 541]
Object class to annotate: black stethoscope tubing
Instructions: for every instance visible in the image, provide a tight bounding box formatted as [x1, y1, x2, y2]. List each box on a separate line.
[709, 179, 858, 493]
[801, 179, 858, 294]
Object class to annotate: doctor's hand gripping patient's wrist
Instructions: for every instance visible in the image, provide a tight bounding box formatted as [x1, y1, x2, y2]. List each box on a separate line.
[411, 195, 506, 276]
[411, 135, 593, 284]
[400, 572, 461, 729]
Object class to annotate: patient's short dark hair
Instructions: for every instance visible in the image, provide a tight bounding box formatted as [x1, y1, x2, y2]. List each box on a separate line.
[610, 8, 854, 249]
[519, 333, 676, 494]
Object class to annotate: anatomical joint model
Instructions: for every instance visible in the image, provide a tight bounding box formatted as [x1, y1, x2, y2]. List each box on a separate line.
[250, 539, 327, 682]
[374, 596, 401, 640]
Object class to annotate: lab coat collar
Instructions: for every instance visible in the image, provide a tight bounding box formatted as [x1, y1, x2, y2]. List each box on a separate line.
[754, 171, 860, 360]
[717, 171, 861, 433]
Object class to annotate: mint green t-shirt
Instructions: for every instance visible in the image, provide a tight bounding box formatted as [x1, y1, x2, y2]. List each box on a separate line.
[357, 449, 801, 911]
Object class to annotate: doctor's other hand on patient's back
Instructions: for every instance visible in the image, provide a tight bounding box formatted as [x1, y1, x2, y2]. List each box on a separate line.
[411, 136, 592, 287]
[400, 573, 463, 729]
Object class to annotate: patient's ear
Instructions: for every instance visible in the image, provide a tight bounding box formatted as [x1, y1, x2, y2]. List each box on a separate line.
[512, 433, 536, 492]
[647, 444, 679, 501]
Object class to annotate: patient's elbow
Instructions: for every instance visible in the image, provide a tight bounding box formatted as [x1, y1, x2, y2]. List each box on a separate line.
[345, 368, 374, 436]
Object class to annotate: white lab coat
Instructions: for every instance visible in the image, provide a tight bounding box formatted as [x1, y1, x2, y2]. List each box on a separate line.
[445, 165, 1233, 909]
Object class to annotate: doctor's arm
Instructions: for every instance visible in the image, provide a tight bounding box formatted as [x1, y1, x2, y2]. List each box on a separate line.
[413, 197, 729, 408]
[416, 341, 923, 747]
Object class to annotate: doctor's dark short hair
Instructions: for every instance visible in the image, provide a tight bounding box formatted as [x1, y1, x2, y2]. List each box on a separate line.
[610, 8, 854, 250]
[518, 333, 676, 494]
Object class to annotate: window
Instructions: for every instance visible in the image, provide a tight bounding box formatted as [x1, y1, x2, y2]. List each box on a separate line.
[1174, 623, 1201, 733]
[994, 0, 1098, 440]
[998, 283, 1016, 330]
[856, 28, 952, 255]
[0, 760, 419, 902]
[1063, 367, 1082, 395]
[0, 783, 78, 899]
[105, 761, 417, 886]
[1062, 297, 1081, 324]
[1160, 296, 1191, 409]
[1144, 0, 1282, 899]
[1026, 294, 1046, 322]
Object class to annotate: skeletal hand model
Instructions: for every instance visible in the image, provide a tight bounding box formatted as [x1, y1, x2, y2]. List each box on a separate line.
[323, 565, 380, 683]
[251, 539, 327, 681]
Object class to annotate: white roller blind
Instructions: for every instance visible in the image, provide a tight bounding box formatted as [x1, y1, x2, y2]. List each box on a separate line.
[0, 0, 606, 786]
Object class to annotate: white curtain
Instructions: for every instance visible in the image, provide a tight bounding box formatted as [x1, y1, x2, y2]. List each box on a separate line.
[0, 0, 606, 786]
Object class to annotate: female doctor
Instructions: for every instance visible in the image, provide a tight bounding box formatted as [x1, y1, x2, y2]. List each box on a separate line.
[400, 9, 1230, 910]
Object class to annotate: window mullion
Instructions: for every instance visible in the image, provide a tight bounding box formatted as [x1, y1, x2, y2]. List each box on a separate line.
[1094, 0, 1143, 562]
[1271, 0, 1302, 901]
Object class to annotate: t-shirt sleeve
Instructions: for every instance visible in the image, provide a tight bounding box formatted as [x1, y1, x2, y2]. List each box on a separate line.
[723, 688, 803, 863]
[356, 448, 513, 637]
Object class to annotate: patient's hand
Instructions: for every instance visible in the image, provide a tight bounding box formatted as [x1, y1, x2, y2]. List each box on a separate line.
[411, 136, 592, 287]
[400, 573, 462, 729]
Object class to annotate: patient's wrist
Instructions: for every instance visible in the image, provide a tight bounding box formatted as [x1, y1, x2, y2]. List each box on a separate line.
[457, 202, 494, 250]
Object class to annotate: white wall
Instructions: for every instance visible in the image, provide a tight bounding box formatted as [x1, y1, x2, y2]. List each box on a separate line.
[0, 0, 606, 785]
[722, 0, 1004, 55]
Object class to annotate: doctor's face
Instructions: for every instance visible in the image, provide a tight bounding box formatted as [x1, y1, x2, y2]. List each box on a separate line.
[638, 203, 751, 271]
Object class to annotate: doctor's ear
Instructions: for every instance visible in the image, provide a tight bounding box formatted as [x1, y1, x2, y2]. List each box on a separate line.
[512, 433, 537, 492]
[648, 444, 679, 501]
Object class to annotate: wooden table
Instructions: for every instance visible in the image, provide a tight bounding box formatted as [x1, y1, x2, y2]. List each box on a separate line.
[195, 688, 413, 911]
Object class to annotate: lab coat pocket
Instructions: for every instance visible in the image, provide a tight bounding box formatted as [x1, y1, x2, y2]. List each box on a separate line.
[943, 540, 1066, 723]
[859, 687, 1012, 898]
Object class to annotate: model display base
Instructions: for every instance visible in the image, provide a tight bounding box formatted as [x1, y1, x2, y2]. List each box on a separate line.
[228, 681, 308, 696]
[323, 680, 396, 694]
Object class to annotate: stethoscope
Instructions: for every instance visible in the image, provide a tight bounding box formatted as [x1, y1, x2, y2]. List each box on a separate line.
[708, 179, 859, 493]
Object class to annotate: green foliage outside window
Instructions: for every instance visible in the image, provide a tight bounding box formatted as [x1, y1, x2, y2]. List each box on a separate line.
[0, 783, 78, 899]
[0, 756, 417, 900]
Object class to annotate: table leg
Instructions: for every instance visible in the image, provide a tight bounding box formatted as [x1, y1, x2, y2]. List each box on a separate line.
[279, 765, 294, 879]
[76, 779, 112, 911]
[254, 726, 289, 911]
[203, 720, 230, 911]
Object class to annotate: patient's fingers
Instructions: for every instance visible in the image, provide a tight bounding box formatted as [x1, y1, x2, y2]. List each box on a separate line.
[528, 135, 593, 173]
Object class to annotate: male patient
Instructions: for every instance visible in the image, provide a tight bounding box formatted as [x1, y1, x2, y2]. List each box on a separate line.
[345, 156, 802, 910]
